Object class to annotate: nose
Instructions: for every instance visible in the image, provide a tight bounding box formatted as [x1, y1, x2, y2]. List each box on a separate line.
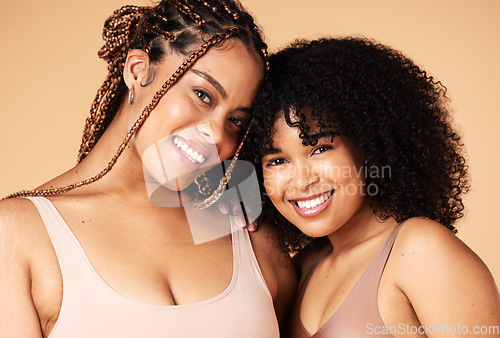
[290, 164, 319, 192]
[196, 119, 225, 146]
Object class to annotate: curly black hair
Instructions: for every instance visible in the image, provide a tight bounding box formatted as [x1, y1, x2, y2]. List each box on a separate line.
[241, 37, 469, 254]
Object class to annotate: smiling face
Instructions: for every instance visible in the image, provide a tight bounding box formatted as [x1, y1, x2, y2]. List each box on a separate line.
[261, 116, 369, 237]
[129, 38, 264, 191]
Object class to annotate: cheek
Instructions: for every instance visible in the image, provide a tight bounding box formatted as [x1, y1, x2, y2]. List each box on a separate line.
[134, 97, 197, 156]
[262, 169, 288, 202]
[337, 165, 366, 195]
[217, 131, 240, 161]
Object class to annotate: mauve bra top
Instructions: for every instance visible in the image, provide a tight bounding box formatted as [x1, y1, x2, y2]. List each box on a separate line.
[286, 223, 403, 338]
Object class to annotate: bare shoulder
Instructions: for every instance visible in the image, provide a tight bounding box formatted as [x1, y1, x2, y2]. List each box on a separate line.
[0, 198, 48, 337]
[0, 197, 47, 259]
[0, 197, 57, 272]
[387, 217, 500, 326]
[392, 217, 487, 267]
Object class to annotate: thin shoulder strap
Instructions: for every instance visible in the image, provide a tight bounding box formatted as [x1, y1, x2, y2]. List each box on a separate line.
[365, 222, 404, 282]
[345, 223, 404, 304]
[328, 222, 405, 335]
[25, 196, 93, 285]
[230, 217, 269, 291]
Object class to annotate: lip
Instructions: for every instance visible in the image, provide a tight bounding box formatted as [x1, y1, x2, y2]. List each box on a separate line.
[171, 135, 210, 171]
[289, 190, 335, 217]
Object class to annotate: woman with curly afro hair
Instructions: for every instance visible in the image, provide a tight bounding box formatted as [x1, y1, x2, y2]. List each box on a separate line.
[243, 37, 500, 337]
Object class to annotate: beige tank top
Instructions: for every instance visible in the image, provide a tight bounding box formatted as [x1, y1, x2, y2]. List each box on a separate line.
[286, 223, 403, 338]
[27, 196, 279, 338]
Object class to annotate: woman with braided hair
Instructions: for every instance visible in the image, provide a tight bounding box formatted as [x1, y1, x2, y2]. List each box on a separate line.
[0, 1, 296, 337]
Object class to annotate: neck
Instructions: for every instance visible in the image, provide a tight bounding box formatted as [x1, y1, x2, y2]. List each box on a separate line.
[326, 205, 398, 253]
[74, 103, 152, 204]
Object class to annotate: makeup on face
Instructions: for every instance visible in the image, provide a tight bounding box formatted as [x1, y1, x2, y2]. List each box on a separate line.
[289, 189, 335, 217]
[261, 117, 366, 238]
[130, 39, 264, 194]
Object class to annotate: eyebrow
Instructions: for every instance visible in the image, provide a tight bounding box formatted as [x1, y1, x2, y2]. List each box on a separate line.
[262, 146, 282, 156]
[309, 130, 338, 142]
[238, 107, 252, 115]
[262, 130, 337, 157]
[190, 69, 228, 99]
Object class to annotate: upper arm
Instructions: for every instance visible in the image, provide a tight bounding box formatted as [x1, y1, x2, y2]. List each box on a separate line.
[0, 199, 43, 337]
[249, 224, 298, 329]
[393, 218, 500, 336]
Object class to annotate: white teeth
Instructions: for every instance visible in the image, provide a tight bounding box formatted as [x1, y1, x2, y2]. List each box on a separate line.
[295, 191, 333, 210]
[174, 137, 206, 164]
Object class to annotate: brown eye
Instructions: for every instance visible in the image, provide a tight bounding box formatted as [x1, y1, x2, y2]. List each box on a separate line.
[265, 158, 287, 167]
[312, 145, 333, 155]
[228, 117, 247, 129]
[194, 89, 212, 105]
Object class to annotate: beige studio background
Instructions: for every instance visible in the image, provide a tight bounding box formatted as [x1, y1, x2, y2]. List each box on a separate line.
[1, 0, 499, 284]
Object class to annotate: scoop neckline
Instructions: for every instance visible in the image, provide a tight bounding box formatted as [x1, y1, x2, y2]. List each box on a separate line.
[38, 196, 240, 310]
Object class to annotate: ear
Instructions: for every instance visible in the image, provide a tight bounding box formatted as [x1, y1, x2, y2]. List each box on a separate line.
[123, 49, 150, 89]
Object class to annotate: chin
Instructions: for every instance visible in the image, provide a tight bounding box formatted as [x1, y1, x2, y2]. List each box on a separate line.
[283, 215, 331, 238]
[298, 226, 332, 238]
[164, 173, 199, 191]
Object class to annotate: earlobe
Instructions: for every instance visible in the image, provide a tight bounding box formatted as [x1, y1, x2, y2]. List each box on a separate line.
[123, 49, 151, 89]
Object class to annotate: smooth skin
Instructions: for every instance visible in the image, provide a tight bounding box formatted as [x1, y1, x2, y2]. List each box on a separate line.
[0, 40, 297, 338]
[262, 117, 500, 337]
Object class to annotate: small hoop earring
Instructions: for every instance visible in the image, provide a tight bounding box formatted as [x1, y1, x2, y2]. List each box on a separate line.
[128, 87, 134, 104]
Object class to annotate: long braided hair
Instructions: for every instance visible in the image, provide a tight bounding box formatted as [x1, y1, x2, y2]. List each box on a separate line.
[6, 0, 268, 204]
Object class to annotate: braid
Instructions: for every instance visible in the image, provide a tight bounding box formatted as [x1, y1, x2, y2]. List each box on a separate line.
[78, 5, 148, 162]
[78, 1, 268, 164]
[5, 30, 237, 199]
[171, 0, 206, 25]
[193, 123, 251, 209]
[5, 0, 267, 201]
[213, 0, 240, 20]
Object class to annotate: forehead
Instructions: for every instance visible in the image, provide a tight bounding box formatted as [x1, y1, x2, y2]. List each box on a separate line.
[190, 39, 264, 88]
[266, 117, 307, 152]
[271, 117, 301, 141]
[271, 109, 335, 140]
[154, 38, 264, 99]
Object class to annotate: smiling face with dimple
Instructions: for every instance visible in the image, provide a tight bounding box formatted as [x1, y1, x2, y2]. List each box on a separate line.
[129, 38, 264, 191]
[261, 116, 370, 238]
